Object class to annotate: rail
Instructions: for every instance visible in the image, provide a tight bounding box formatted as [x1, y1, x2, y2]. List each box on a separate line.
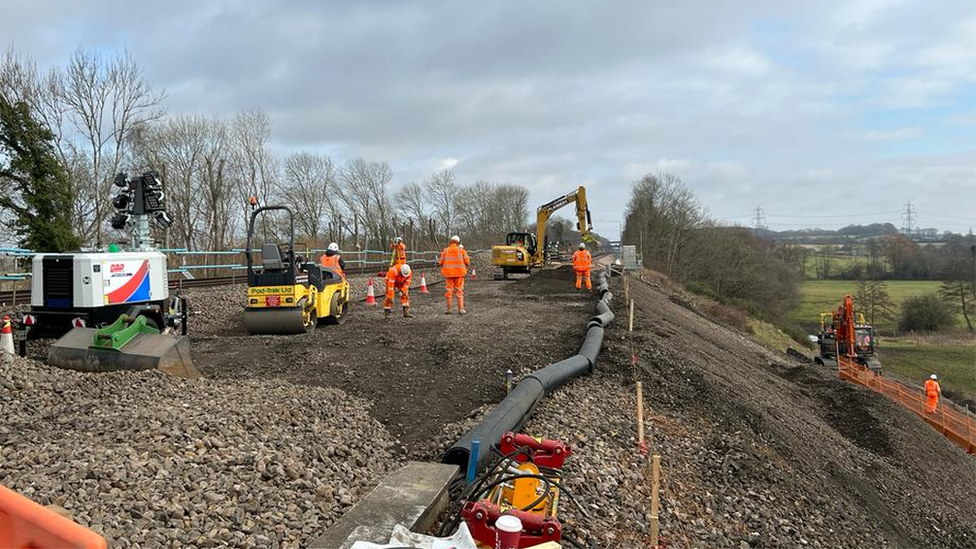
[0, 259, 442, 306]
[838, 356, 976, 454]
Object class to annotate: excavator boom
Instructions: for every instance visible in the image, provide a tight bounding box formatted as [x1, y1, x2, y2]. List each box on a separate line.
[533, 186, 593, 265]
[491, 185, 594, 276]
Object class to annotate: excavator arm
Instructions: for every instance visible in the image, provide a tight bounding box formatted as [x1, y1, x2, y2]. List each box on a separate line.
[533, 186, 594, 265]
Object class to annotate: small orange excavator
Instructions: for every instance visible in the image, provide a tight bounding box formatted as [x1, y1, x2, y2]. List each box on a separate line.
[815, 294, 881, 371]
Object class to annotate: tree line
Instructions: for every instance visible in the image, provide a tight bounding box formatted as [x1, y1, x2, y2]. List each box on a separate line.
[0, 47, 529, 253]
[622, 172, 802, 320]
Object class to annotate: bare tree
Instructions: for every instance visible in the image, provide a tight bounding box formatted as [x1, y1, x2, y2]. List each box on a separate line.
[60, 48, 165, 246]
[396, 181, 428, 248]
[130, 115, 210, 249]
[939, 251, 976, 332]
[425, 170, 457, 239]
[339, 158, 394, 249]
[231, 108, 278, 241]
[623, 172, 704, 278]
[855, 278, 896, 326]
[197, 118, 238, 250]
[816, 245, 837, 279]
[497, 183, 529, 233]
[280, 152, 337, 243]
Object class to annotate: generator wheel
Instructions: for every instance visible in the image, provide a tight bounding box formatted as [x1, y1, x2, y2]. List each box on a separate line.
[324, 293, 347, 325]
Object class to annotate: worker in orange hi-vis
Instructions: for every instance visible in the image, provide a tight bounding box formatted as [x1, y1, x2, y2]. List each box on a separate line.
[925, 373, 942, 413]
[390, 236, 407, 268]
[320, 242, 346, 279]
[384, 263, 413, 319]
[572, 242, 593, 290]
[439, 235, 470, 314]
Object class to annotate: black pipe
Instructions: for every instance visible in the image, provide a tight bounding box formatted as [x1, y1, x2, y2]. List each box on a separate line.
[444, 378, 545, 470]
[578, 326, 604, 370]
[588, 310, 615, 328]
[443, 268, 616, 476]
[525, 355, 592, 393]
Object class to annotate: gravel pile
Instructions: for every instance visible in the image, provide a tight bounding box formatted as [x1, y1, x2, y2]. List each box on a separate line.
[0, 354, 399, 548]
[526, 372, 897, 548]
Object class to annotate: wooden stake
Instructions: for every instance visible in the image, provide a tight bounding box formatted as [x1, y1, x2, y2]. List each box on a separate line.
[966, 405, 972, 447]
[629, 299, 635, 333]
[636, 381, 645, 448]
[650, 454, 661, 547]
[624, 275, 629, 303]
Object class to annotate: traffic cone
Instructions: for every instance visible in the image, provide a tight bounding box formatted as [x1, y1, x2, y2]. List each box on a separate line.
[1, 316, 14, 355]
[365, 278, 377, 306]
[419, 272, 429, 294]
[470, 267, 477, 280]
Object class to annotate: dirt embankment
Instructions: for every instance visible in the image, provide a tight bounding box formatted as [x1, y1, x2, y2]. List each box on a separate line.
[523, 272, 976, 549]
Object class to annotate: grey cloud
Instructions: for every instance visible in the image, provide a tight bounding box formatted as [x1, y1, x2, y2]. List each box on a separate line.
[2, 0, 974, 235]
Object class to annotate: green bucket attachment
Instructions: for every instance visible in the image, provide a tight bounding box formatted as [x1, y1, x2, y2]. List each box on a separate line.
[48, 314, 200, 379]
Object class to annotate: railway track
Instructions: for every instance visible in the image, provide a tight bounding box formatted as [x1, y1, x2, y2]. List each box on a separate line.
[0, 260, 439, 307]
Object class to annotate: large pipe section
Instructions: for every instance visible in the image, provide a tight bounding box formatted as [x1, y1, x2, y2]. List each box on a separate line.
[443, 379, 545, 470]
[444, 270, 615, 474]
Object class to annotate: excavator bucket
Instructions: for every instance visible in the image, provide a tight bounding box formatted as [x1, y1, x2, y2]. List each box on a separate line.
[47, 315, 200, 379]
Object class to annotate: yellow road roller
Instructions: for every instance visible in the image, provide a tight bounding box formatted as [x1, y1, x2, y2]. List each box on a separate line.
[244, 206, 350, 334]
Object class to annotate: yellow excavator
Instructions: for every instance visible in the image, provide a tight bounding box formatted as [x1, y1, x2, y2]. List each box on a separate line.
[491, 186, 594, 279]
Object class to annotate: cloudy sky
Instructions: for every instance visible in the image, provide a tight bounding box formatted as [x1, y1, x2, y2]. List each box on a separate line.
[4, 0, 975, 237]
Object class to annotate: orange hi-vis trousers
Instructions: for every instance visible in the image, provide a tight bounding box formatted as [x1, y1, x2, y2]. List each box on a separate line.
[384, 283, 409, 310]
[926, 393, 939, 413]
[445, 277, 465, 310]
[575, 269, 592, 290]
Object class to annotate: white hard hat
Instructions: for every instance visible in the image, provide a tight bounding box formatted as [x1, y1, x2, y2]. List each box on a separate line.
[578, 242, 586, 249]
[327, 242, 339, 252]
[451, 235, 461, 243]
[394, 236, 403, 243]
[930, 374, 938, 380]
[459, 244, 465, 249]
[400, 264, 411, 277]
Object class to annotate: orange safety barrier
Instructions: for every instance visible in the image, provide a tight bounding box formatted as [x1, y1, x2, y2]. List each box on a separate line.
[838, 357, 976, 454]
[0, 484, 107, 549]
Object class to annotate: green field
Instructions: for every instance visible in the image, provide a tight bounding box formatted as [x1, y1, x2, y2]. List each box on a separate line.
[790, 280, 947, 333]
[880, 338, 976, 404]
[789, 280, 975, 405]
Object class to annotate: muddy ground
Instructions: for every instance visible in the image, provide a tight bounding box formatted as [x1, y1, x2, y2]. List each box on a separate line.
[190, 267, 595, 455]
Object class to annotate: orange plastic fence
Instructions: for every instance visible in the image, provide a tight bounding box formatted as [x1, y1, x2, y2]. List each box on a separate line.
[838, 357, 976, 454]
[0, 484, 107, 549]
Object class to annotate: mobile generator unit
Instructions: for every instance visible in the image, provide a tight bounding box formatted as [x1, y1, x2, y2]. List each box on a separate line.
[26, 251, 171, 339]
[21, 170, 197, 378]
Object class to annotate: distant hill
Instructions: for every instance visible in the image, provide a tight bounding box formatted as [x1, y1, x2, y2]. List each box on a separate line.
[752, 223, 957, 244]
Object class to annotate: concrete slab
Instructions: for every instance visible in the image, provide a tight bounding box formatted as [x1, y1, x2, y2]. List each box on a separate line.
[308, 461, 459, 549]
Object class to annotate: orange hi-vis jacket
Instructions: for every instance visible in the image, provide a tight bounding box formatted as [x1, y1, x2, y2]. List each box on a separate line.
[439, 243, 469, 278]
[572, 250, 592, 272]
[925, 378, 941, 399]
[320, 253, 344, 278]
[391, 242, 407, 266]
[386, 266, 411, 292]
